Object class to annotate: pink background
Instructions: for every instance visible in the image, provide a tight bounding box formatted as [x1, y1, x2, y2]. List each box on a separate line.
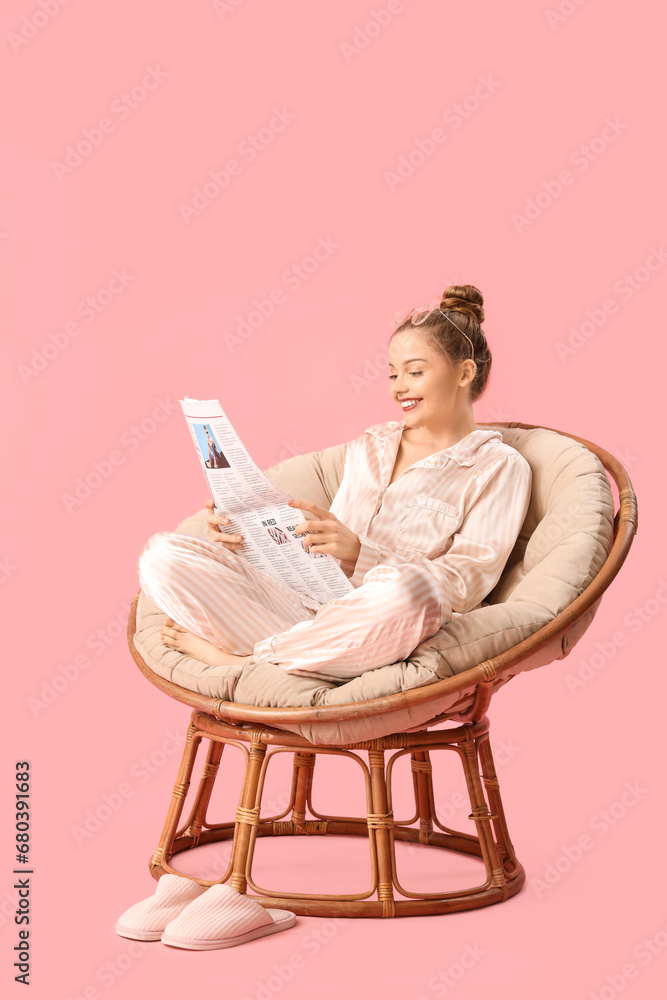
[2, 1, 664, 997]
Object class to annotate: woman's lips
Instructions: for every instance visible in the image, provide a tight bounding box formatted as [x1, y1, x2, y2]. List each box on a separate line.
[399, 398, 422, 412]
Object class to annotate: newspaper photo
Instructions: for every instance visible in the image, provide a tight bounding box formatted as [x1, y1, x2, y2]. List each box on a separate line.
[180, 397, 355, 606]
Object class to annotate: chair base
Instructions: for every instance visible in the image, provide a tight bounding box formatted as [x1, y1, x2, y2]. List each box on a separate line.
[148, 710, 525, 917]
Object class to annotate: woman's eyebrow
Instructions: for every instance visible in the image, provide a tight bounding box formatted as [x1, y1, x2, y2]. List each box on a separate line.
[388, 358, 430, 368]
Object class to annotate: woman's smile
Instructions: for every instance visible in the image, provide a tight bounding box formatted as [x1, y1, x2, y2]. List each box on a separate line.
[399, 397, 422, 412]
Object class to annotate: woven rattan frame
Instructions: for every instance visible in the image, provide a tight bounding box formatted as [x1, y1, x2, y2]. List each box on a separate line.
[126, 422, 637, 917]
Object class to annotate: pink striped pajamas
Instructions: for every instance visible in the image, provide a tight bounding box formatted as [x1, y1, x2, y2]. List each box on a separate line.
[137, 423, 532, 682]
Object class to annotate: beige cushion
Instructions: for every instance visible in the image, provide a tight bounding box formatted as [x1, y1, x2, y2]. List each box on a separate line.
[133, 426, 614, 745]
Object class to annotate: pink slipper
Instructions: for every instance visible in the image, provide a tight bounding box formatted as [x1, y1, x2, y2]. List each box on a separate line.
[161, 883, 296, 950]
[116, 874, 207, 941]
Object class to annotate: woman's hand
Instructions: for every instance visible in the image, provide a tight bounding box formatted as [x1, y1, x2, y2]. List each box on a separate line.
[205, 498, 244, 553]
[287, 498, 361, 564]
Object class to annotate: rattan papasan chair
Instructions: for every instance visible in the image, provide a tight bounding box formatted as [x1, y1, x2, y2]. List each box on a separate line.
[127, 421, 637, 917]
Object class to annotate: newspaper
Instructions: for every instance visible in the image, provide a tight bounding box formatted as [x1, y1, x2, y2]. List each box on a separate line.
[180, 397, 355, 606]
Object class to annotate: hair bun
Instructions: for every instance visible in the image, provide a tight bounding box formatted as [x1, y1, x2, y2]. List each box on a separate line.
[440, 284, 484, 325]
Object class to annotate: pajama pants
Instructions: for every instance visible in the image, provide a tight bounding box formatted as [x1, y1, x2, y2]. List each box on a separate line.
[137, 532, 444, 682]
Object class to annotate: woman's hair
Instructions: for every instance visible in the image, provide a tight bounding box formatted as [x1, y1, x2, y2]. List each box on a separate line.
[393, 284, 492, 402]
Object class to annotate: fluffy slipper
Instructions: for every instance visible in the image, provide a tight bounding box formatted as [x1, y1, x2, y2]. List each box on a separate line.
[161, 883, 296, 950]
[116, 874, 207, 942]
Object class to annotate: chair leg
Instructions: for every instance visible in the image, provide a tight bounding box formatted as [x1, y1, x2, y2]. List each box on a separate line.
[367, 749, 396, 917]
[411, 751, 434, 843]
[291, 751, 316, 829]
[457, 729, 508, 896]
[229, 732, 267, 894]
[270, 752, 327, 836]
[150, 722, 202, 877]
[177, 738, 224, 846]
[477, 734, 521, 874]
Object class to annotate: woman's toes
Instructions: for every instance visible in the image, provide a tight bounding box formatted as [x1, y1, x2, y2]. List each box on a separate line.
[160, 626, 178, 645]
[161, 623, 183, 638]
[163, 621, 186, 636]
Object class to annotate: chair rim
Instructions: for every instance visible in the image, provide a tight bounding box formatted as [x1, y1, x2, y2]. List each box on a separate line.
[126, 420, 638, 727]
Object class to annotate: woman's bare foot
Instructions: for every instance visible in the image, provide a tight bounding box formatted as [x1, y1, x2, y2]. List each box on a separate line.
[160, 618, 247, 666]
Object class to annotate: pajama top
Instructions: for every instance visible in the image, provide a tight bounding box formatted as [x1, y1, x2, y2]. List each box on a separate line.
[327, 421, 532, 620]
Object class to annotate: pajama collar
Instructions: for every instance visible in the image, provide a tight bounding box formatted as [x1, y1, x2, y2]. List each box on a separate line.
[363, 421, 504, 468]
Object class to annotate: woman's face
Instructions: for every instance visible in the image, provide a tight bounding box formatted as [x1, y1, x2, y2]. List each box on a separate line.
[388, 329, 474, 431]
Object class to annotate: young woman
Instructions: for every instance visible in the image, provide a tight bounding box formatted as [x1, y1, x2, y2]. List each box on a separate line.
[137, 284, 532, 683]
[118, 283, 534, 949]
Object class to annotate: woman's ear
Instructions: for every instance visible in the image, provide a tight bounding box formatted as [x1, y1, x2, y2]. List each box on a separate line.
[460, 360, 477, 385]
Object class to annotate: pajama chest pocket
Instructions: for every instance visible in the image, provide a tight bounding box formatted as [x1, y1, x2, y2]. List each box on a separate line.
[397, 494, 460, 556]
